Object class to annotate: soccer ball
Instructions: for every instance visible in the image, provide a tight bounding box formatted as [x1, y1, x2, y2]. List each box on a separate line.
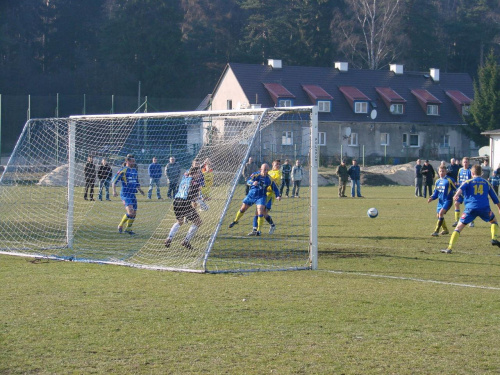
[367, 207, 378, 218]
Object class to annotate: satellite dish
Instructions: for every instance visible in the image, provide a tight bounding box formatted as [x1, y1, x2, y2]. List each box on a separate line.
[389, 104, 395, 113]
[345, 127, 352, 137]
[370, 109, 377, 120]
[478, 146, 490, 157]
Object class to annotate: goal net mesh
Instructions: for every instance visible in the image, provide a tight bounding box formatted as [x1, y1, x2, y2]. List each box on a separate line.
[0, 108, 314, 272]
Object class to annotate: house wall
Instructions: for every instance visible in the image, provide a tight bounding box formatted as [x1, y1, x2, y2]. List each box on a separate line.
[211, 69, 250, 110]
[490, 136, 500, 170]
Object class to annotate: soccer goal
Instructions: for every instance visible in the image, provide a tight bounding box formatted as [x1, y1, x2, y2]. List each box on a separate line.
[0, 107, 318, 272]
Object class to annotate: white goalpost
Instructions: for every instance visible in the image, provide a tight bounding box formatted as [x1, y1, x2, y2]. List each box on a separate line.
[0, 107, 318, 273]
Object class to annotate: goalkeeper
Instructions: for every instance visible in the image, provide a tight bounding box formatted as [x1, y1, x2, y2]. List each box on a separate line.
[165, 166, 204, 250]
[228, 163, 281, 236]
[112, 155, 145, 235]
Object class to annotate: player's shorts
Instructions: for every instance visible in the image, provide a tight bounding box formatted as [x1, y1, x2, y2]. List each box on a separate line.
[173, 198, 200, 222]
[456, 195, 464, 204]
[121, 195, 137, 210]
[243, 195, 267, 207]
[459, 208, 495, 225]
[437, 200, 453, 213]
[265, 195, 274, 210]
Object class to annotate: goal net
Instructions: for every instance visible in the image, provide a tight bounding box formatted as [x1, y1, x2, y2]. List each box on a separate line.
[0, 107, 318, 272]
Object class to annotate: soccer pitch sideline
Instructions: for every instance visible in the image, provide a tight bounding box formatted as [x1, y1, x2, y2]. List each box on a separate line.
[1, 185, 500, 374]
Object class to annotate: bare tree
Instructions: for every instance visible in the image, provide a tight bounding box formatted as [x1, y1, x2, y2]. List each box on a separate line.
[332, 0, 405, 69]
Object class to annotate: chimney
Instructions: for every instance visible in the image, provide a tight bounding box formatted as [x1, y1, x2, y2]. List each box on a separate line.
[335, 62, 348, 72]
[268, 59, 282, 69]
[390, 64, 404, 75]
[430, 68, 440, 82]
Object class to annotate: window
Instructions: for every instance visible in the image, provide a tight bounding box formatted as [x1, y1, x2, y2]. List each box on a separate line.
[403, 133, 420, 147]
[348, 132, 358, 146]
[381, 133, 390, 146]
[441, 135, 450, 147]
[462, 105, 470, 116]
[318, 101, 331, 112]
[355, 102, 368, 113]
[427, 104, 439, 115]
[278, 99, 292, 107]
[318, 132, 326, 146]
[282, 131, 293, 145]
[390, 103, 404, 114]
[226, 100, 232, 110]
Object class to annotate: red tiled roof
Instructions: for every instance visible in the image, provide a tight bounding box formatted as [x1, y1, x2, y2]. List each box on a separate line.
[302, 85, 334, 102]
[339, 86, 370, 102]
[263, 83, 295, 104]
[411, 89, 442, 104]
[446, 90, 472, 105]
[375, 87, 406, 103]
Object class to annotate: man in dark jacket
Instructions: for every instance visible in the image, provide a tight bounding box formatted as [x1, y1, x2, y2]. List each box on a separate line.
[280, 159, 292, 197]
[415, 159, 423, 197]
[242, 157, 258, 195]
[336, 159, 349, 197]
[84, 156, 96, 201]
[421, 160, 436, 198]
[348, 159, 362, 198]
[97, 158, 113, 201]
[165, 156, 181, 199]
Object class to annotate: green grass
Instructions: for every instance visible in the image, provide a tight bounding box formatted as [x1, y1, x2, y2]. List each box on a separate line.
[2, 186, 500, 374]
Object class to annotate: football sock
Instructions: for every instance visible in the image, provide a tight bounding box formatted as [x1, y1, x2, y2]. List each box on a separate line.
[185, 224, 199, 241]
[491, 223, 499, 240]
[454, 210, 460, 222]
[442, 219, 448, 232]
[448, 230, 460, 250]
[168, 222, 181, 239]
[125, 216, 135, 230]
[235, 210, 244, 222]
[119, 214, 129, 228]
[257, 215, 264, 232]
[253, 215, 258, 229]
[265, 215, 274, 225]
[434, 217, 444, 232]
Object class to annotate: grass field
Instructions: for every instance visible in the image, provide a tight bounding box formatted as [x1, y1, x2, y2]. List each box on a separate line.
[2, 185, 500, 374]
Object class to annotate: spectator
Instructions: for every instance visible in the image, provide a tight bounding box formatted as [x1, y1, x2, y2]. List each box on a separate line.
[481, 159, 491, 181]
[165, 156, 181, 199]
[414, 159, 423, 197]
[97, 158, 113, 201]
[348, 159, 362, 198]
[336, 159, 349, 198]
[147, 157, 163, 200]
[84, 156, 96, 201]
[291, 159, 303, 198]
[420, 160, 435, 198]
[242, 157, 258, 195]
[280, 159, 292, 198]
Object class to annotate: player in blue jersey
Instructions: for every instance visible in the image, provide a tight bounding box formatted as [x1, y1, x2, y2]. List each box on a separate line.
[112, 155, 145, 235]
[441, 164, 500, 254]
[165, 166, 203, 250]
[453, 157, 474, 227]
[427, 166, 456, 236]
[228, 163, 281, 236]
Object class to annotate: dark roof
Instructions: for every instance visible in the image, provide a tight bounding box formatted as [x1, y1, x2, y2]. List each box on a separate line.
[219, 62, 474, 124]
[263, 83, 295, 104]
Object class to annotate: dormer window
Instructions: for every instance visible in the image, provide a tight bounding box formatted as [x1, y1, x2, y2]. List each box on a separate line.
[427, 104, 439, 115]
[375, 87, 406, 115]
[302, 85, 334, 113]
[278, 99, 292, 107]
[411, 89, 441, 116]
[339, 86, 371, 114]
[446, 90, 472, 116]
[355, 102, 368, 113]
[263, 83, 295, 107]
[318, 100, 331, 112]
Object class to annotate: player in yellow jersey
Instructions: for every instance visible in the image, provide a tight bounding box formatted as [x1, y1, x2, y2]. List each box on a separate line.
[249, 159, 282, 235]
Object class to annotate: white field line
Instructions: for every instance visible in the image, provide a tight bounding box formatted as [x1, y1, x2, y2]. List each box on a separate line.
[322, 269, 500, 290]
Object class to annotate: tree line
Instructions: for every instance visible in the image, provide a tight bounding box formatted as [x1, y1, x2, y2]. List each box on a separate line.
[0, 0, 498, 101]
